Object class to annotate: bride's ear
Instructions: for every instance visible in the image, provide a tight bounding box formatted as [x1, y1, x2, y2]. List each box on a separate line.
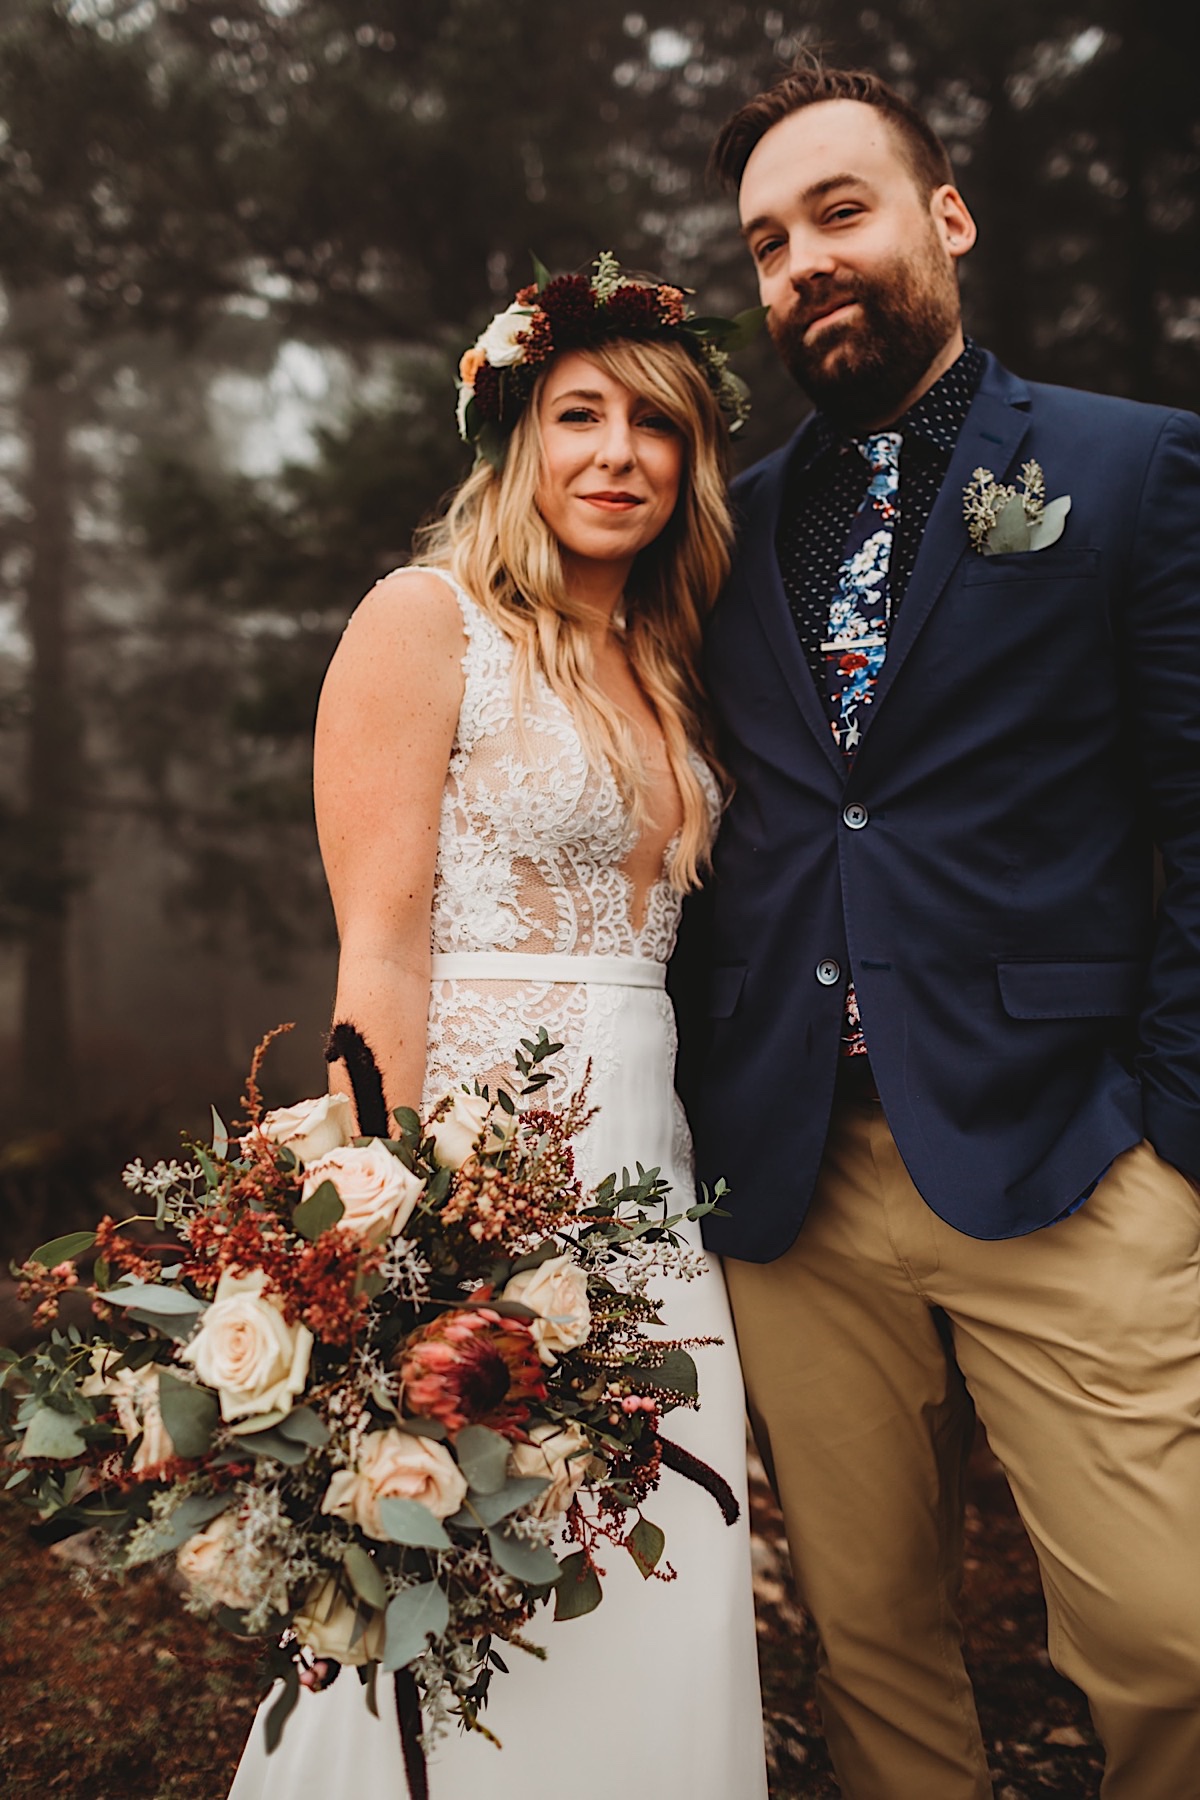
[325, 1021, 389, 1137]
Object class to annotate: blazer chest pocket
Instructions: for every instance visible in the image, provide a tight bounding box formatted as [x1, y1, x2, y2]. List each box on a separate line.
[962, 547, 1100, 586]
[708, 964, 747, 1018]
[997, 959, 1143, 1020]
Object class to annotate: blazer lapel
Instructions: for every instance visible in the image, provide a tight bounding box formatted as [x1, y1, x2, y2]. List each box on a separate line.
[860, 356, 1032, 731]
[739, 425, 846, 777]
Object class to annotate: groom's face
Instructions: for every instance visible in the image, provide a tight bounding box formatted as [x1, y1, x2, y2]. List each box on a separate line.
[739, 99, 975, 424]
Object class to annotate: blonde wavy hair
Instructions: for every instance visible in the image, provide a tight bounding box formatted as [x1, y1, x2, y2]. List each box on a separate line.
[412, 336, 732, 890]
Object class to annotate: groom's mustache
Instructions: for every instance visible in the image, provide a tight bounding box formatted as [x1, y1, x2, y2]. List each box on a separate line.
[772, 277, 868, 339]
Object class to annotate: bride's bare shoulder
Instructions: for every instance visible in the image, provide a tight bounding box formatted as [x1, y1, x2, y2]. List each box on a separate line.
[318, 568, 466, 746]
[341, 566, 469, 660]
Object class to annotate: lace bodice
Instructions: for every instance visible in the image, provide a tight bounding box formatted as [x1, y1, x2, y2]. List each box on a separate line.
[378, 566, 719, 1114]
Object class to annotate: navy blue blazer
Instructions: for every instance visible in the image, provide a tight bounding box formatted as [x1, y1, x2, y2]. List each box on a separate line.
[676, 352, 1200, 1261]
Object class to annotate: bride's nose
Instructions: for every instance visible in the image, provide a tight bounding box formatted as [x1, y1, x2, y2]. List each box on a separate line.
[595, 413, 636, 472]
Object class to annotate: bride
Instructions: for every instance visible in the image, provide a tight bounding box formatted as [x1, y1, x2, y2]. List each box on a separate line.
[228, 257, 767, 1799]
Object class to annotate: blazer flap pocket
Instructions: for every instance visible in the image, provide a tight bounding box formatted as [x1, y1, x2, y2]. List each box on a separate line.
[963, 547, 1100, 585]
[997, 959, 1142, 1019]
[708, 963, 747, 1019]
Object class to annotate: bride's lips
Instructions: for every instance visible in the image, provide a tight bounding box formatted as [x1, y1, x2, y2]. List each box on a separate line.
[579, 491, 645, 512]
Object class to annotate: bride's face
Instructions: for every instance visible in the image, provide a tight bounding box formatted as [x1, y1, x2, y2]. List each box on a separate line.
[534, 352, 685, 573]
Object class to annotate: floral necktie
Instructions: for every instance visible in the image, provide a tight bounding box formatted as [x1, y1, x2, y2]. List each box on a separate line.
[821, 431, 902, 756]
[823, 431, 901, 1059]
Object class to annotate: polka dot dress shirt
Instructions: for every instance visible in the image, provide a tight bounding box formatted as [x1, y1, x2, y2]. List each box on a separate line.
[776, 339, 986, 695]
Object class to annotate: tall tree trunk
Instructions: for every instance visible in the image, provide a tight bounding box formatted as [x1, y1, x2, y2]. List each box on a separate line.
[1118, 7, 1157, 400]
[18, 354, 77, 1124]
[971, 19, 1034, 374]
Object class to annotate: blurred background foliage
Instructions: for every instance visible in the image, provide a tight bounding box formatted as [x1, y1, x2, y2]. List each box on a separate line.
[0, 0, 1196, 1253]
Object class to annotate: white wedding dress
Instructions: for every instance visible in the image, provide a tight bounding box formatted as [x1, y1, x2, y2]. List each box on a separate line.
[229, 567, 767, 1800]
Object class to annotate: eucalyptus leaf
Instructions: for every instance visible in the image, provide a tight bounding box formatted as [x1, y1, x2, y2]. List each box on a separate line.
[382, 1580, 450, 1671]
[97, 1282, 205, 1317]
[228, 1408, 290, 1436]
[127, 1489, 233, 1563]
[530, 252, 551, 292]
[486, 1525, 560, 1585]
[19, 1406, 87, 1461]
[455, 1424, 509, 1494]
[292, 1180, 345, 1241]
[28, 1231, 96, 1268]
[233, 1427, 310, 1465]
[1027, 493, 1072, 551]
[625, 1516, 665, 1579]
[157, 1371, 220, 1459]
[985, 492, 1032, 555]
[211, 1106, 230, 1159]
[378, 1497, 451, 1549]
[343, 1543, 388, 1611]
[391, 1106, 421, 1136]
[627, 1347, 698, 1402]
[554, 1550, 603, 1620]
[276, 1405, 330, 1448]
[460, 1476, 549, 1528]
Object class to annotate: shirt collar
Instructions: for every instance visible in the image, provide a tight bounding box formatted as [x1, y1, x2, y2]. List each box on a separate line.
[794, 337, 985, 473]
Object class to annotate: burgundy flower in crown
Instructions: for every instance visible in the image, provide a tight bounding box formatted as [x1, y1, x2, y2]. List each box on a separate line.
[455, 250, 763, 466]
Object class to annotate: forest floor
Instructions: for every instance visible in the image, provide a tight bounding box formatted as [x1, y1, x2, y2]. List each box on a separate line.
[0, 1437, 1102, 1800]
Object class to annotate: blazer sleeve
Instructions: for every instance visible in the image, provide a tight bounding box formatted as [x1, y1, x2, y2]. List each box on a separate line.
[1129, 408, 1200, 1178]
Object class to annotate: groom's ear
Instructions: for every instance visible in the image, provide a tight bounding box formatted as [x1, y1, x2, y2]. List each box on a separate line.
[931, 185, 977, 263]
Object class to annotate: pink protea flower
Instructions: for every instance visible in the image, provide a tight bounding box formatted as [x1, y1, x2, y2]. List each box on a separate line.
[396, 1307, 548, 1439]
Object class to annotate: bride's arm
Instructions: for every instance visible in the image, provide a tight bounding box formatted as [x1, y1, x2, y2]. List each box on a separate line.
[313, 572, 466, 1123]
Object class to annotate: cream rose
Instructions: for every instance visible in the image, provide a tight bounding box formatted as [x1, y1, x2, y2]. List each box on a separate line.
[247, 1092, 354, 1168]
[292, 1577, 385, 1666]
[321, 1428, 467, 1539]
[301, 1142, 424, 1244]
[502, 1253, 592, 1365]
[509, 1421, 593, 1519]
[427, 1091, 492, 1171]
[176, 1510, 256, 1611]
[81, 1352, 174, 1472]
[476, 303, 532, 367]
[181, 1268, 313, 1423]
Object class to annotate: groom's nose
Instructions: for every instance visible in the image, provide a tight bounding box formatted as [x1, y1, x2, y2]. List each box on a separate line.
[784, 226, 839, 289]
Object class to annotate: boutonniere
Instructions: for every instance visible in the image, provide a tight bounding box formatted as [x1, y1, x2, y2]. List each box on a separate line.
[963, 459, 1071, 555]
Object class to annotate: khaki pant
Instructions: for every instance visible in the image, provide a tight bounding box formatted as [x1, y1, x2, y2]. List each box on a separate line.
[724, 1102, 1200, 1800]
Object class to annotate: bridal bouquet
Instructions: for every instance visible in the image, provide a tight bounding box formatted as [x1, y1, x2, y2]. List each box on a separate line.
[1, 1024, 732, 1785]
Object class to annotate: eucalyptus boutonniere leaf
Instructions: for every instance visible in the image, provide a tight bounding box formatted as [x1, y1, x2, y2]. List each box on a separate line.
[963, 460, 1071, 556]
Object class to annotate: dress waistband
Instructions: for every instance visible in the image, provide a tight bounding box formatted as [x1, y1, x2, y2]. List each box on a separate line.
[430, 951, 666, 989]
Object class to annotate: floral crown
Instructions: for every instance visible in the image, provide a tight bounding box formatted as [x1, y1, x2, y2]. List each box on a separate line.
[456, 251, 764, 466]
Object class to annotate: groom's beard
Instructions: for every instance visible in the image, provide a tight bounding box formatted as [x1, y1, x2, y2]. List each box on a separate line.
[769, 233, 961, 428]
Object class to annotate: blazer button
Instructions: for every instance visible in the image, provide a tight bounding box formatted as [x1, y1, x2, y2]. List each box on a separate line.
[842, 802, 869, 830]
[815, 959, 841, 986]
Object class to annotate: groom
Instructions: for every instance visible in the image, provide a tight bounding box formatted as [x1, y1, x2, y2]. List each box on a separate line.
[680, 56, 1200, 1800]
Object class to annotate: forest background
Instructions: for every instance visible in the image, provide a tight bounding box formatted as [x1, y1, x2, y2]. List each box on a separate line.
[0, 0, 1197, 1265]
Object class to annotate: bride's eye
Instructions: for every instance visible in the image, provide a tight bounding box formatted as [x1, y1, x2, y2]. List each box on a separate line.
[557, 406, 598, 423]
[638, 412, 678, 434]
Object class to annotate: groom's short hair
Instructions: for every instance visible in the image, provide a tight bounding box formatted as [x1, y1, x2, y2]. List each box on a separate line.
[710, 53, 955, 197]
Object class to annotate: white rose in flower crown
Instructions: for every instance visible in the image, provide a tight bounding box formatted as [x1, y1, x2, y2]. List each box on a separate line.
[292, 1577, 386, 1666]
[321, 1427, 467, 1539]
[176, 1510, 257, 1612]
[476, 302, 533, 368]
[82, 1351, 174, 1472]
[301, 1141, 424, 1245]
[509, 1421, 593, 1519]
[247, 1092, 354, 1168]
[182, 1268, 313, 1422]
[502, 1253, 592, 1366]
[427, 1091, 492, 1171]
